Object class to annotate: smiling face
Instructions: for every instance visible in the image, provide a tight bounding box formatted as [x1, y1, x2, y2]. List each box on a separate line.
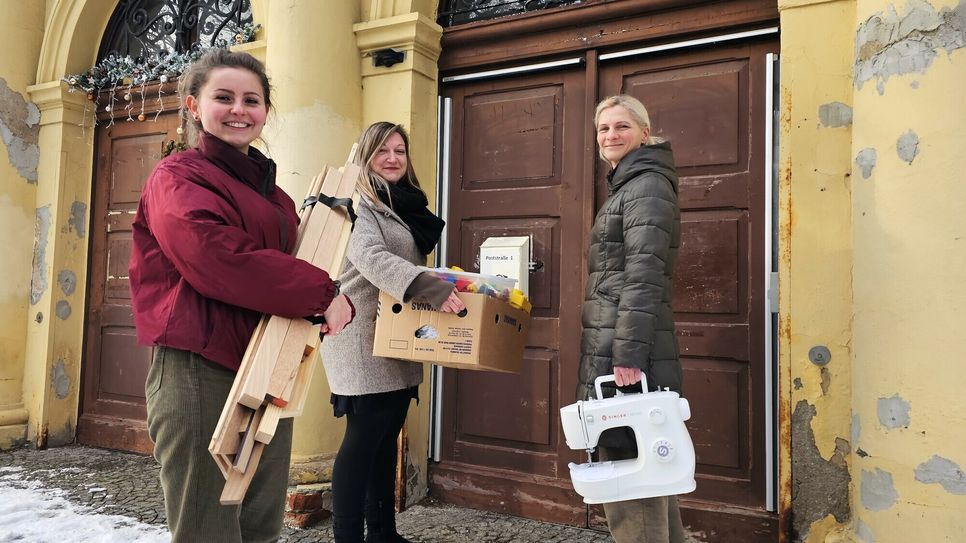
[596, 105, 650, 169]
[370, 132, 408, 184]
[185, 67, 268, 154]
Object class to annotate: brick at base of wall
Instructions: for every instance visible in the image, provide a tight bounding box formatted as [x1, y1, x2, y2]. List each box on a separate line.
[284, 483, 333, 529]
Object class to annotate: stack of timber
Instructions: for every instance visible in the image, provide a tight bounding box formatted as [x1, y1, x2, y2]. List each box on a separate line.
[209, 150, 359, 504]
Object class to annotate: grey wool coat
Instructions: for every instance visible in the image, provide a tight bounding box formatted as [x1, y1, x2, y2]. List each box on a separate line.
[578, 142, 683, 407]
[320, 196, 425, 396]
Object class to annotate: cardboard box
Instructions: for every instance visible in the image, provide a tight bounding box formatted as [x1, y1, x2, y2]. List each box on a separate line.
[372, 291, 530, 373]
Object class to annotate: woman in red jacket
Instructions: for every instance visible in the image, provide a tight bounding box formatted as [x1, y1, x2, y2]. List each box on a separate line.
[129, 49, 353, 543]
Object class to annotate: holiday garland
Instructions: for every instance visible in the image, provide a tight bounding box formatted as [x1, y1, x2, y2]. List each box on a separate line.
[62, 22, 261, 131]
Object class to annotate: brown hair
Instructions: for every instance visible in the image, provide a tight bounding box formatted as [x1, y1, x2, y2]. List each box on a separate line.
[177, 48, 272, 146]
[353, 122, 424, 208]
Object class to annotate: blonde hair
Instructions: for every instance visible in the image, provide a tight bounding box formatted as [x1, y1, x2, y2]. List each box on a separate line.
[353, 122, 424, 208]
[593, 95, 664, 152]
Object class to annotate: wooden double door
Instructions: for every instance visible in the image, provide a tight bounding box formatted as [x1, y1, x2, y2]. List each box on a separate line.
[431, 37, 778, 540]
[78, 88, 181, 454]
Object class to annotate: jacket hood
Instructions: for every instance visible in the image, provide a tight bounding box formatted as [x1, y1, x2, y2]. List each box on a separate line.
[607, 141, 678, 195]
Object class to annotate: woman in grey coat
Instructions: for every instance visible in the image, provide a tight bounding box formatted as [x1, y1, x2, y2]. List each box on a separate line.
[579, 95, 685, 543]
[321, 122, 464, 543]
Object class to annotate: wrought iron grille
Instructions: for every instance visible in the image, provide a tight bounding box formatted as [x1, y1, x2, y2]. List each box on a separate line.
[437, 0, 586, 27]
[98, 0, 253, 61]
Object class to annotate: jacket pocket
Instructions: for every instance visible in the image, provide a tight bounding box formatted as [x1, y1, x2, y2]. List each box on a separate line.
[145, 347, 165, 400]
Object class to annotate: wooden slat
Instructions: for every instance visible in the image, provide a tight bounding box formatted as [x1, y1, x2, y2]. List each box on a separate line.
[232, 407, 264, 473]
[211, 149, 360, 505]
[219, 442, 264, 505]
[265, 164, 358, 401]
[237, 166, 345, 408]
[209, 318, 266, 456]
[254, 403, 285, 444]
[279, 345, 318, 418]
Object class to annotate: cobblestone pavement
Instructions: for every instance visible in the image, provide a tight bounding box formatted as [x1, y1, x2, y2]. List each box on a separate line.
[0, 445, 613, 542]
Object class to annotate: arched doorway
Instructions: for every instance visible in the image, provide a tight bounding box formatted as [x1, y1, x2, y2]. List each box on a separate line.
[76, 0, 254, 453]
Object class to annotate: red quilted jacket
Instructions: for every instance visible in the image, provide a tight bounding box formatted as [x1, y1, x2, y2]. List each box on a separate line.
[129, 132, 337, 371]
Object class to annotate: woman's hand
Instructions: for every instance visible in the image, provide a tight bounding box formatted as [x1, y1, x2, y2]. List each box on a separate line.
[438, 289, 465, 314]
[319, 294, 353, 336]
[613, 365, 642, 387]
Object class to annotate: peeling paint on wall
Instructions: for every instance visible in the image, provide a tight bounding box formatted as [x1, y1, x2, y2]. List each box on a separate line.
[68, 201, 87, 239]
[51, 359, 70, 400]
[855, 0, 966, 94]
[791, 400, 851, 539]
[861, 468, 898, 511]
[856, 518, 876, 542]
[0, 77, 40, 183]
[31, 205, 51, 305]
[856, 148, 877, 179]
[794, 377, 803, 390]
[46, 420, 74, 447]
[820, 367, 831, 395]
[55, 300, 71, 320]
[877, 393, 911, 428]
[819, 102, 853, 127]
[915, 455, 966, 494]
[896, 129, 920, 164]
[57, 269, 77, 295]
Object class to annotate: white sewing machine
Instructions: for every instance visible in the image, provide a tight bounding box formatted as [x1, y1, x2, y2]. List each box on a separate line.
[560, 374, 696, 504]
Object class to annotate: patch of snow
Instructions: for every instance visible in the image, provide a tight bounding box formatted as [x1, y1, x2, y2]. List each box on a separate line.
[0, 473, 169, 542]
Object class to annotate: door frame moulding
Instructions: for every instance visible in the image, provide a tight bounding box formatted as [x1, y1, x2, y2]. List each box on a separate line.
[433, 0, 786, 534]
[438, 0, 780, 72]
[598, 26, 779, 61]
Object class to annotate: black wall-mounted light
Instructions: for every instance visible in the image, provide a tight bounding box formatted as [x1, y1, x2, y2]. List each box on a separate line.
[372, 48, 405, 67]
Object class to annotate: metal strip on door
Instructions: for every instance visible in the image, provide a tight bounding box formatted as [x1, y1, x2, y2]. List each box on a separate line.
[429, 96, 453, 462]
[764, 51, 780, 513]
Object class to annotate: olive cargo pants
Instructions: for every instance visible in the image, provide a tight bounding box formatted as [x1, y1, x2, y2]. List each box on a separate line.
[600, 446, 686, 543]
[145, 347, 293, 543]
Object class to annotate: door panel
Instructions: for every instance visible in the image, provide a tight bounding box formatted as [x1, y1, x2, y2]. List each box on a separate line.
[430, 67, 588, 522]
[598, 39, 776, 516]
[79, 106, 180, 453]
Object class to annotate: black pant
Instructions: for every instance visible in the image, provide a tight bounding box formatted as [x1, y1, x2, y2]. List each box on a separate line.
[332, 389, 412, 542]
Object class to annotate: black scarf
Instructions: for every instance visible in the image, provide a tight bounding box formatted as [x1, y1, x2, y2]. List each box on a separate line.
[376, 181, 444, 256]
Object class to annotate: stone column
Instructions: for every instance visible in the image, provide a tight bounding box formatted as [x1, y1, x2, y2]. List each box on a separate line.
[354, 6, 442, 506]
[261, 0, 364, 474]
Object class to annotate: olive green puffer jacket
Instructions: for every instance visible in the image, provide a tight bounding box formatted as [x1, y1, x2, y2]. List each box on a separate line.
[578, 142, 682, 405]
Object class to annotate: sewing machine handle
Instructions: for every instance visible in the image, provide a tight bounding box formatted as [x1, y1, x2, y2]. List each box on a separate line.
[594, 373, 649, 400]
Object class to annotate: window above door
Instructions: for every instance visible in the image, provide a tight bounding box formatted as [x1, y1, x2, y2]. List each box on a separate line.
[437, 0, 586, 27]
[98, 0, 254, 61]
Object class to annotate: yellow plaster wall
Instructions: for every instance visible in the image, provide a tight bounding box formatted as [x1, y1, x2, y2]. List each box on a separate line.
[257, 0, 364, 459]
[849, 0, 966, 540]
[22, 0, 116, 448]
[0, 0, 45, 448]
[778, 0, 856, 539]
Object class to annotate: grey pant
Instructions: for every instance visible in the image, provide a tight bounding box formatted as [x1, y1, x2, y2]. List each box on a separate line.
[600, 446, 686, 543]
[146, 347, 293, 543]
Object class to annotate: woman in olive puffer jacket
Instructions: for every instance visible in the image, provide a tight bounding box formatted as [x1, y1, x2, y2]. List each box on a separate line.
[579, 95, 685, 543]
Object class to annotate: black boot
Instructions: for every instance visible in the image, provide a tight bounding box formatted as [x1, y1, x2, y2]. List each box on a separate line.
[333, 514, 366, 543]
[364, 499, 411, 543]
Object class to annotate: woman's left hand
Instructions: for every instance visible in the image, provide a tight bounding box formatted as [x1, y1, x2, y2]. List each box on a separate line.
[613, 365, 642, 387]
[439, 289, 465, 314]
